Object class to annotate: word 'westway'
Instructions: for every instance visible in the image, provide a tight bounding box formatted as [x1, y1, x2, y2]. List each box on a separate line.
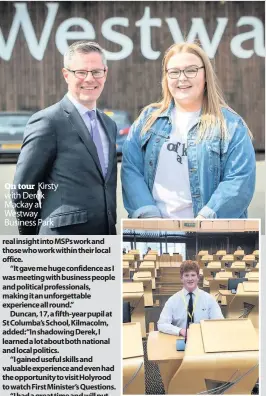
[0, 4, 264, 60]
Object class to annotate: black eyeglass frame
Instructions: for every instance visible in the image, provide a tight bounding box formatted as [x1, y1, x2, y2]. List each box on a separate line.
[166, 66, 205, 79]
[65, 68, 107, 79]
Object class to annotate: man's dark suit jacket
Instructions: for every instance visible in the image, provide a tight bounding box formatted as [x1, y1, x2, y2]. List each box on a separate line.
[13, 95, 117, 235]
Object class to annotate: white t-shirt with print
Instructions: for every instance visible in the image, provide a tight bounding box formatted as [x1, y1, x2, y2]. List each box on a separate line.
[152, 107, 200, 218]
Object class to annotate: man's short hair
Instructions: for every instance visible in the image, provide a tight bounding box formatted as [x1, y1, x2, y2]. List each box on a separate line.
[180, 260, 200, 277]
[64, 41, 107, 68]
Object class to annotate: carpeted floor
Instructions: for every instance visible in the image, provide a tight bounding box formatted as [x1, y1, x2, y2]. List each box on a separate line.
[143, 339, 165, 394]
[142, 337, 259, 395]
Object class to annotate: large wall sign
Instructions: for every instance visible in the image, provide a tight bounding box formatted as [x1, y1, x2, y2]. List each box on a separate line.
[0, 3, 264, 61]
[0, 2, 264, 149]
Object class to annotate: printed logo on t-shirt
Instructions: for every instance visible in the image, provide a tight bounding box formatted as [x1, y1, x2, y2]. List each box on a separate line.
[167, 142, 187, 164]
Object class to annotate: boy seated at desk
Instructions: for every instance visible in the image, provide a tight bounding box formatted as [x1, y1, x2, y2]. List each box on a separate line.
[157, 261, 224, 337]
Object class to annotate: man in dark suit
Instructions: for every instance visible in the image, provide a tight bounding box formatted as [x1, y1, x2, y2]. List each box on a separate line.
[13, 41, 117, 235]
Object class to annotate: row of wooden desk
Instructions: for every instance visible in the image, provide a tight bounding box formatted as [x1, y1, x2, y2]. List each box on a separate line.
[203, 265, 259, 288]
[123, 278, 259, 338]
[197, 250, 259, 262]
[123, 250, 259, 394]
[124, 250, 259, 265]
[123, 253, 259, 295]
[199, 256, 259, 270]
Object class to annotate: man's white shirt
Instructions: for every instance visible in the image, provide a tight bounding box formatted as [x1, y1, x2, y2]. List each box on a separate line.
[157, 287, 224, 336]
[67, 92, 109, 174]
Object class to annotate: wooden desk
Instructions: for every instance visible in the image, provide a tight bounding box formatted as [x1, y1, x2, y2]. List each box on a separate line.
[144, 254, 159, 270]
[243, 254, 256, 269]
[209, 271, 233, 304]
[123, 323, 145, 394]
[167, 320, 258, 394]
[221, 254, 234, 269]
[218, 289, 236, 306]
[209, 277, 229, 304]
[171, 254, 183, 265]
[133, 271, 153, 307]
[148, 320, 258, 394]
[123, 282, 146, 337]
[233, 250, 245, 261]
[246, 272, 259, 281]
[203, 263, 221, 287]
[231, 261, 246, 277]
[252, 262, 259, 272]
[147, 331, 184, 392]
[128, 250, 140, 261]
[123, 254, 137, 270]
[227, 282, 259, 328]
[159, 254, 171, 267]
[253, 250, 259, 260]
[196, 250, 209, 261]
[216, 270, 234, 278]
[123, 261, 130, 280]
[139, 261, 156, 288]
[199, 255, 213, 269]
[144, 254, 157, 261]
[231, 261, 246, 269]
[148, 331, 185, 361]
[213, 250, 227, 261]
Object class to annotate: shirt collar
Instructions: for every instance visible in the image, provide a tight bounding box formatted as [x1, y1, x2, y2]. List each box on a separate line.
[158, 99, 175, 119]
[182, 287, 199, 296]
[67, 92, 96, 116]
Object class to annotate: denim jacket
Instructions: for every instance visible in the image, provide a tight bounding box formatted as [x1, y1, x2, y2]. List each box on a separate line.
[121, 101, 256, 219]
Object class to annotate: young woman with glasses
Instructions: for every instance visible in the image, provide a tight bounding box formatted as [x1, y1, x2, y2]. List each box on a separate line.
[121, 42, 255, 219]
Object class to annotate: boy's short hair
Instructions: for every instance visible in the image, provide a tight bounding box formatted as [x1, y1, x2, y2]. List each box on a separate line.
[180, 260, 200, 277]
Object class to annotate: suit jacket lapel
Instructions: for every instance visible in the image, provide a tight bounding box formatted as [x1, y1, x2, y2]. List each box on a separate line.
[97, 110, 116, 181]
[61, 95, 104, 178]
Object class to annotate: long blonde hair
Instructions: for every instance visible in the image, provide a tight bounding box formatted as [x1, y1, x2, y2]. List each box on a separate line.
[139, 42, 233, 140]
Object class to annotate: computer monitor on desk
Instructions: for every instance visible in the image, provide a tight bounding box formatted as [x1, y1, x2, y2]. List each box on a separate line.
[228, 278, 248, 294]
